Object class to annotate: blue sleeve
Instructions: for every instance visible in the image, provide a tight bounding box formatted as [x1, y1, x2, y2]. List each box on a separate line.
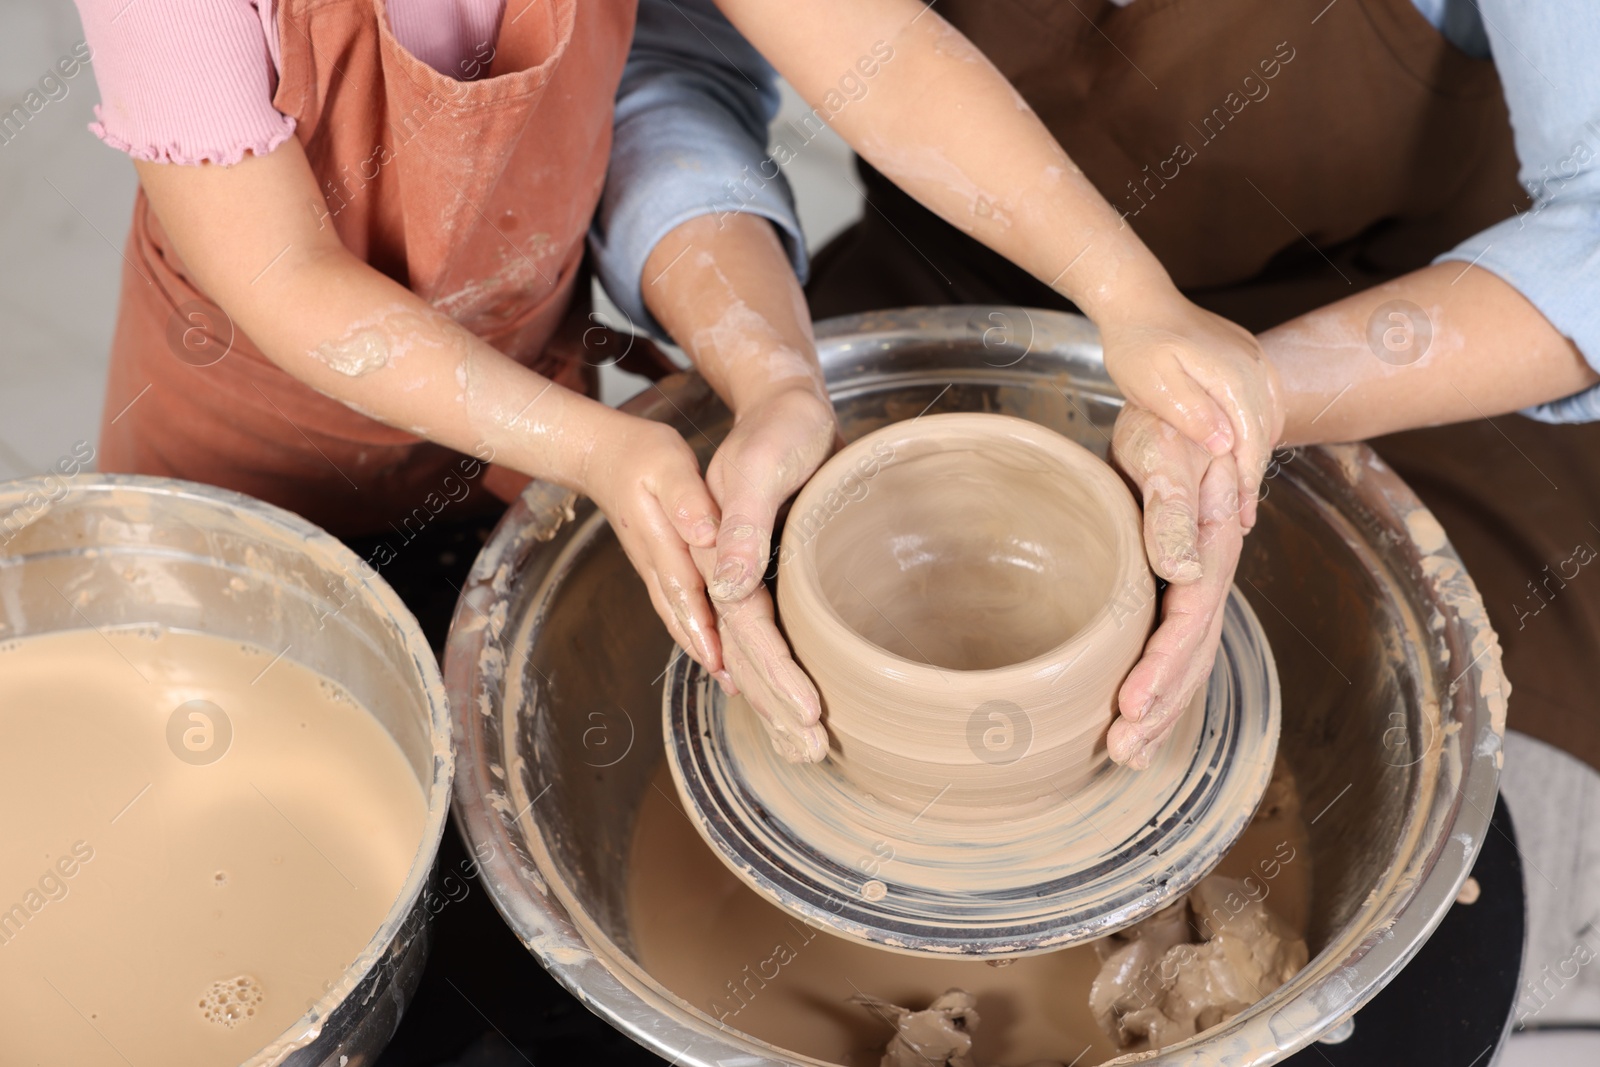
[1429, 0, 1600, 423]
[589, 0, 808, 339]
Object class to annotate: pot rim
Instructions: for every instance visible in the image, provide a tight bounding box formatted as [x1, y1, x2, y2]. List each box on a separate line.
[777, 410, 1153, 687]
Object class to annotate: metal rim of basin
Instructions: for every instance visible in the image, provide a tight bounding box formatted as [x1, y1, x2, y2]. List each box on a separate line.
[443, 306, 1506, 1067]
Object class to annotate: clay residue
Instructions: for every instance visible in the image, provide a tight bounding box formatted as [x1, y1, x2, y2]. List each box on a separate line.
[716, 680, 1204, 901]
[690, 298, 818, 388]
[312, 329, 388, 375]
[1419, 552, 1509, 737]
[628, 758, 1313, 1066]
[1083, 763, 1310, 1054]
[1089, 875, 1309, 1053]
[853, 989, 983, 1067]
[309, 306, 436, 376]
[686, 251, 826, 393]
[1404, 510, 1448, 554]
[430, 234, 557, 328]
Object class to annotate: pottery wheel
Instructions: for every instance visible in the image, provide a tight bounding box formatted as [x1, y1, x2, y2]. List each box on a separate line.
[664, 588, 1280, 957]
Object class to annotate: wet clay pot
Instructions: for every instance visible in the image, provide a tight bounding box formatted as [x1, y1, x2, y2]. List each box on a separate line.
[774, 412, 1156, 815]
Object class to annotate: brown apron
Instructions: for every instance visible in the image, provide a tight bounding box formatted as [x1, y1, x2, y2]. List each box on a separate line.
[98, 0, 640, 535]
[807, 0, 1600, 774]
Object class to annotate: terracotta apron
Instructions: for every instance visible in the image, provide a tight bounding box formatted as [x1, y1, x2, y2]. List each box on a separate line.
[98, 0, 644, 535]
[807, 0, 1600, 775]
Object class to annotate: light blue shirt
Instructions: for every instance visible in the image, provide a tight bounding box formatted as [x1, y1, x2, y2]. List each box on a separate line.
[589, 0, 805, 339]
[593, 0, 1600, 423]
[1424, 0, 1600, 423]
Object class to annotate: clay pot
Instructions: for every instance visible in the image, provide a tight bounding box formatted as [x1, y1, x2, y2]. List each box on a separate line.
[775, 412, 1156, 815]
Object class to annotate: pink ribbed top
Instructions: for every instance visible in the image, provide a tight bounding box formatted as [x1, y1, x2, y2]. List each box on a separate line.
[74, 0, 507, 166]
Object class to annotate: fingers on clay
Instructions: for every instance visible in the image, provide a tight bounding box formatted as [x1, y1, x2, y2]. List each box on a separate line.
[710, 518, 771, 603]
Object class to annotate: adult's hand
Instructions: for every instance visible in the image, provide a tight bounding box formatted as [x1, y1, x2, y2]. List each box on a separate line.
[704, 576, 831, 764]
[1108, 405, 1247, 769]
[1102, 296, 1284, 533]
[703, 385, 839, 602]
[642, 214, 840, 763]
[584, 385, 837, 768]
[692, 384, 838, 764]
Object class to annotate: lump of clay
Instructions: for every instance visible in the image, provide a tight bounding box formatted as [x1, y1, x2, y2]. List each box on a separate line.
[853, 989, 981, 1067]
[1090, 875, 1309, 1052]
[852, 990, 1068, 1067]
[1088, 899, 1195, 1050]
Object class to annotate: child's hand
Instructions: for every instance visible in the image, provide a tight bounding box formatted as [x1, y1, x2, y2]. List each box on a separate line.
[1101, 298, 1283, 532]
[581, 410, 725, 676]
[636, 213, 838, 763]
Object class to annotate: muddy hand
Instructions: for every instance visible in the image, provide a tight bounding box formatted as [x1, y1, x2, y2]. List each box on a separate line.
[1108, 405, 1245, 768]
[1101, 297, 1283, 532]
[690, 385, 835, 763]
[673, 387, 835, 764]
[582, 411, 724, 675]
[694, 541, 829, 764]
[703, 385, 839, 604]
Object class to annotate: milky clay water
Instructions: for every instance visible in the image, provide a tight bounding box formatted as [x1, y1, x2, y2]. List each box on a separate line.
[0, 628, 427, 1066]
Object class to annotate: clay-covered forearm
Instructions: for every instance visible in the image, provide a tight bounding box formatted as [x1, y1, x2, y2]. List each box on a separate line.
[132, 147, 621, 492]
[712, 0, 1174, 323]
[642, 213, 828, 412]
[1265, 263, 1599, 446]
